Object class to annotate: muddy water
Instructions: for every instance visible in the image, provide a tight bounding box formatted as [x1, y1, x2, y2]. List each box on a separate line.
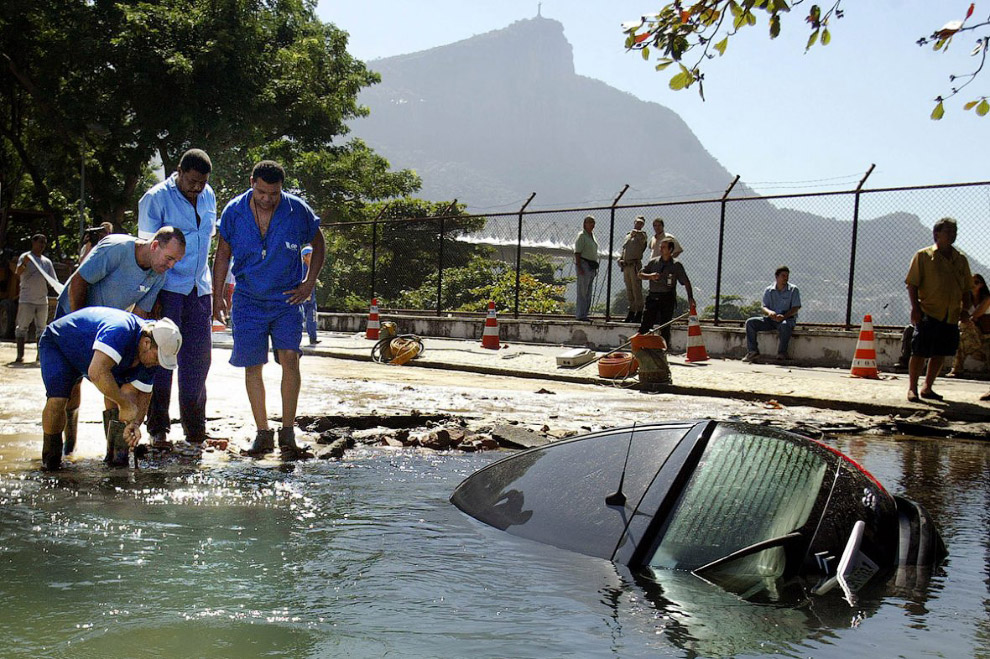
[0, 434, 986, 658]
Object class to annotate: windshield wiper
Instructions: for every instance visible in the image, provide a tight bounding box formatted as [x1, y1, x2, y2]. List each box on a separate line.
[692, 532, 804, 576]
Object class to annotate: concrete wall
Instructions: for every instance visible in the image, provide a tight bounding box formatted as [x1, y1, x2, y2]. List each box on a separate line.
[318, 312, 922, 368]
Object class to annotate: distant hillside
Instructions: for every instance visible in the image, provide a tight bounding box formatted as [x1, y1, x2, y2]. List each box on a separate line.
[347, 17, 981, 323]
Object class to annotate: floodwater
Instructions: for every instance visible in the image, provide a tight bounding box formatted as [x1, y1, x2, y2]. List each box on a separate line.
[0, 433, 987, 658]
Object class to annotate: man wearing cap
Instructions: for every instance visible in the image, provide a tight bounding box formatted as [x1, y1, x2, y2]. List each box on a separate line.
[617, 216, 648, 323]
[12, 233, 58, 363]
[648, 217, 683, 259]
[211, 160, 324, 461]
[138, 149, 217, 450]
[573, 215, 599, 322]
[54, 226, 186, 457]
[37, 307, 181, 470]
[301, 245, 320, 345]
[638, 238, 695, 346]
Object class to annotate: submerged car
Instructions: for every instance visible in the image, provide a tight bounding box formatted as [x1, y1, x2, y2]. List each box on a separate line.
[451, 420, 945, 604]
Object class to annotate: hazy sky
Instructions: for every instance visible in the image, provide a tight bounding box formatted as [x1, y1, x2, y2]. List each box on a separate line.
[317, 1, 986, 197]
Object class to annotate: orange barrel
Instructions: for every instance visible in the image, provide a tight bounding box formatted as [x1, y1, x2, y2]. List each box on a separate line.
[630, 333, 667, 352]
[598, 351, 638, 379]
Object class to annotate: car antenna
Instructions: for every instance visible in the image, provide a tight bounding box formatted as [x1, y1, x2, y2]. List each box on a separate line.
[605, 423, 636, 507]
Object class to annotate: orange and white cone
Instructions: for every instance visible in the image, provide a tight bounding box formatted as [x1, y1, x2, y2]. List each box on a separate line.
[365, 298, 380, 340]
[850, 314, 880, 378]
[684, 302, 709, 363]
[481, 301, 500, 349]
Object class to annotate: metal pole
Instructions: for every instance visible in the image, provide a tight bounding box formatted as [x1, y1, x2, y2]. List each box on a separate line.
[513, 193, 536, 318]
[605, 185, 629, 322]
[437, 200, 457, 316]
[845, 164, 875, 328]
[714, 175, 740, 325]
[370, 204, 388, 303]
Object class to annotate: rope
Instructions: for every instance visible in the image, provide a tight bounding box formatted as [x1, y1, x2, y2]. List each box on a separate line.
[371, 334, 426, 364]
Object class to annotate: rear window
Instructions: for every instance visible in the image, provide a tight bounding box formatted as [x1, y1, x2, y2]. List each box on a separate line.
[649, 429, 828, 574]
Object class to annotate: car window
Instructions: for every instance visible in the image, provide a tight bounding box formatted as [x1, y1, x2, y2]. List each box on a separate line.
[649, 429, 828, 573]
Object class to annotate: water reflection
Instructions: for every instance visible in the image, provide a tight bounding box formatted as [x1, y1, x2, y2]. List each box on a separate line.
[0, 436, 986, 657]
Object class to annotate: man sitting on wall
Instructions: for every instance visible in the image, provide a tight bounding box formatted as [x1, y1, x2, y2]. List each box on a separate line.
[742, 266, 801, 363]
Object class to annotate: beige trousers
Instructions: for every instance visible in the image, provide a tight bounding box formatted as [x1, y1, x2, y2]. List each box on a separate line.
[623, 262, 645, 313]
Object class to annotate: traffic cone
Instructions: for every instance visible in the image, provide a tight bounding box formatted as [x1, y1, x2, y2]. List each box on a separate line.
[481, 301, 500, 349]
[850, 314, 880, 379]
[684, 302, 709, 363]
[365, 298, 380, 340]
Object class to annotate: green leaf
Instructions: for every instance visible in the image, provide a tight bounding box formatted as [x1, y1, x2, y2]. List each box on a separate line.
[933, 38, 946, 51]
[669, 71, 691, 90]
[655, 58, 674, 71]
[931, 101, 945, 120]
[821, 28, 831, 45]
[806, 28, 819, 50]
[641, 46, 650, 60]
[746, 11, 757, 26]
[977, 99, 990, 117]
[714, 37, 729, 55]
[963, 100, 979, 110]
[769, 15, 780, 39]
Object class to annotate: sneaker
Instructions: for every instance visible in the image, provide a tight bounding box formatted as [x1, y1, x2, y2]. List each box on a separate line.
[308, 339, 321, 346]
[278, 427, 314, 461]
[742, 351, 759, 363]
[174, 440, 204, 458]
[243, 429, 275, 457]
[150, 434, 173, 452]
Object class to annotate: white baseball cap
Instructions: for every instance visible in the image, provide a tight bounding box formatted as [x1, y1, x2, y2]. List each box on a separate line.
[148, 317, 182, 370]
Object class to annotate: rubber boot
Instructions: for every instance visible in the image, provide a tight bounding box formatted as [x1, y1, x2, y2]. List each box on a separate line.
[15, 337, 25, 363]
[42, 433, 63, 471]
[278, 427, 313, 461]
[63, 408, 79, 455]
[622, 312, 634, 323]
[102, 408, 125, 465]
[106, 418, 129, 468]
[243, 429, 275, 457]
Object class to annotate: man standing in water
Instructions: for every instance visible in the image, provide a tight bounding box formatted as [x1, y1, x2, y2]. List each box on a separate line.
[212, 160, 325, 460]
[12, 233, 57, 363]
[905, 217, 971, 402]
[139, 149, 217, 453]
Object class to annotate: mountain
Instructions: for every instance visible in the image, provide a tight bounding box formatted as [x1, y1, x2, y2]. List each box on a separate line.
[346, 17, 980, 324]
[351, 16, 741, 208]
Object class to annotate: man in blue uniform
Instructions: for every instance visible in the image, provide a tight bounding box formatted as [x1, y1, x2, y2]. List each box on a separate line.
[300, 244, 319, 345]
[211, 160, 325, 460]
[38, 307, 181, 470]
[54, 226, 185, 456]
[138, 148, 217, 450]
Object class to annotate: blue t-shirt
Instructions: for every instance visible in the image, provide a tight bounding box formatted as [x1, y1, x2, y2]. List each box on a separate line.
[42, 307, 158, 392]
[137, 173, 217, 296]
[763, 283, 802, 319]
[55, 235, 166, 318]
[217, 189, 320, 302]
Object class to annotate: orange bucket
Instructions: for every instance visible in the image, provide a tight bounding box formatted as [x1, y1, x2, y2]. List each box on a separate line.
[630, 333, 667, 351]
[598, 352, 638, 378]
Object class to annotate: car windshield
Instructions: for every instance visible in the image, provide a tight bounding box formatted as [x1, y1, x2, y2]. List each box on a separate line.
[649, 428, 828, 578]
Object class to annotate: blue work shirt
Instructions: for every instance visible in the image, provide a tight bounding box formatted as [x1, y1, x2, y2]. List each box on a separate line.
[55, 235, 166, 318]
[138, 173, 217, 296]
[42, 307, 158, 392]
[762, 283, 802, 319]
[218, 190, 320, 302]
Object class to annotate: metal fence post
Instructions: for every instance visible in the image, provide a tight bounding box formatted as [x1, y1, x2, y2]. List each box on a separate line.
[437, 199, 458, 316]
[845, 164, 875, 328]
[605, 185, 629, 322]
[514, 193, 536, 318]
[370, 204, 388, 303]
[714, 175, 740, 325]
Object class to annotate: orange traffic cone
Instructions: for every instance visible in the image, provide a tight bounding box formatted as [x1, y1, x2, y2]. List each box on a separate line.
[850, 314, 880, 378]
[684, 302, 709, 362]
[365, 298, 380, 340]
[481, 301, 500, 349]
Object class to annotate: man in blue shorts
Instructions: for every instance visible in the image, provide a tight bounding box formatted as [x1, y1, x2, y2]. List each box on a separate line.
[54, 226, 185, 456]
[38, 307, 181, 470]
[139, 149, 217, 450]
[211, 160, 325, 460]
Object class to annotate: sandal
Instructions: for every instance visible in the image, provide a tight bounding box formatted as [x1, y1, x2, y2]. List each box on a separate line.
[907, 391, 920, 402]
[980, 391, 990, 401]
[919, 390, 944, 401]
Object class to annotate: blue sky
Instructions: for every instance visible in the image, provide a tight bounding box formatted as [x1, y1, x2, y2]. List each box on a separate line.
[317, 1, 987, 196]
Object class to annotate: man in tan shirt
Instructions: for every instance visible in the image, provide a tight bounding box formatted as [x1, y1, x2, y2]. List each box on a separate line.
[617, 216, 648, 323]
[905, 217, 971, 402]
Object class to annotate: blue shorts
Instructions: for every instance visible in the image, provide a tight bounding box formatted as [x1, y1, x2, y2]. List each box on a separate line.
[230, 294, 303, 367]
[39, 334, 84, 399]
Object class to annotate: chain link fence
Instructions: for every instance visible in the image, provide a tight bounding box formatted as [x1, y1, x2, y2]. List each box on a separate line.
[321, 180, 990, 328]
